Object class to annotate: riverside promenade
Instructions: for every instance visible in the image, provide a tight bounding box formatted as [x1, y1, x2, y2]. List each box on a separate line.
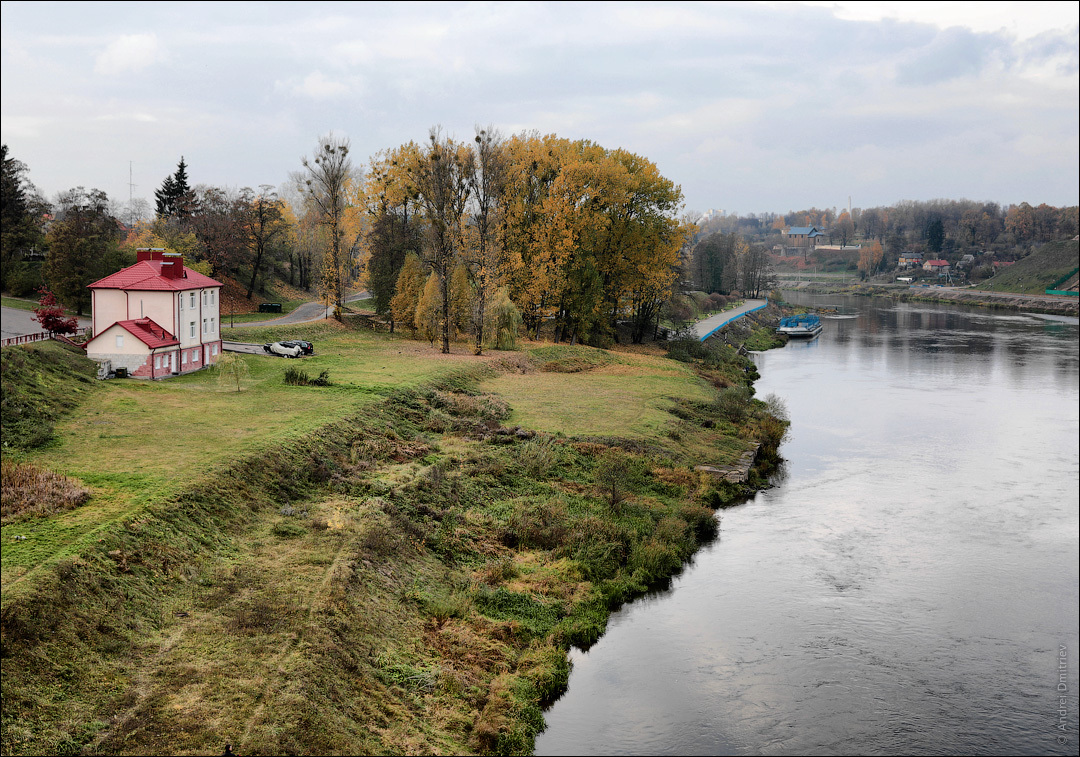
[692, 299, 768, 341]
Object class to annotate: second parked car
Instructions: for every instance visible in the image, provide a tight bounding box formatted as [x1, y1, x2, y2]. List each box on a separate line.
[263, 341, 303, 358]
[279, 339, 314, 355]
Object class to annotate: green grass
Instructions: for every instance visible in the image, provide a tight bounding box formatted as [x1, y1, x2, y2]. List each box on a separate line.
[1, 295, 39, 312]
[483, 348, 712, 442]
[1, 319, 784, 756]
[973, 239, 1079, 295]
[1, 340, 99, 451]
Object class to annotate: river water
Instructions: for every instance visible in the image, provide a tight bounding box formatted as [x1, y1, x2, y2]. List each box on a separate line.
[536, 295, 1079, 756]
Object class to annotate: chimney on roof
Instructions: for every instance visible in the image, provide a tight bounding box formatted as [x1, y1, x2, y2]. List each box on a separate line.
[161, 252, 183, 279]
[137, 248, 167, 262]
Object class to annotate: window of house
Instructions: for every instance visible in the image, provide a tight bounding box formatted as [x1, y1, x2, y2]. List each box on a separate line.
[179, 294, 184, 311]
[210, 317, 215, 333]
[115, 334, 124, 348]
[210, 290, 216, 305]
[190, 321, 196, 338]
[190, 292, 196, 308]
[154, 355, 160, 369]
[181, 351, 187, 365]
[212, 343, 218, 356]
[202, 318, 208, 334]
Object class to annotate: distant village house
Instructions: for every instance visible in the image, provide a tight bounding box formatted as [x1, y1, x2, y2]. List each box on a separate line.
[84, 249, 223, 378]
[784, 226, 825, 249]
[923, 259, 950, 275]
[898, 251, 924, 268]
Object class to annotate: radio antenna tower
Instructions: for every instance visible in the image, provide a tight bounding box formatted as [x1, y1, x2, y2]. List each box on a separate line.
[128, 161, 137, 227]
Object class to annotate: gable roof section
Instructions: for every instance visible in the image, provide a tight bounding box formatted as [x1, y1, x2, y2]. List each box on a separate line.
[89, 318, 180, 349]
[89, 260, 222, 291]
[787, 226, 823, 236]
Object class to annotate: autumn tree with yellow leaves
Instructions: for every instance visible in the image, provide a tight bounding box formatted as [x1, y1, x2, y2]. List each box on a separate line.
[356, 127, 686, 349]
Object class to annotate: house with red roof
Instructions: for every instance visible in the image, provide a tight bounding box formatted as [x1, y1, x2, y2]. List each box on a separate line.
[923, 259, 950, 275]
[84, 249, 223, 378]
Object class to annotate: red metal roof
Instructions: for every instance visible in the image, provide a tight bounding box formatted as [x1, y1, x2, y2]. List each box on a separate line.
[925, 259, 950, 266]
[88, 260, 222, 291]
[88, 318, 180, 349]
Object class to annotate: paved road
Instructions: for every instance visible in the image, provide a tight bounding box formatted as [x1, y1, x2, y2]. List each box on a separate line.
[1, 306, 91, 340]
[222, 291, 371, 329]
[692, 299, 768, 341]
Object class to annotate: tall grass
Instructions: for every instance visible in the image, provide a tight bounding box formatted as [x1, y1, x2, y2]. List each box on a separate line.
[1, 461, 90, 523]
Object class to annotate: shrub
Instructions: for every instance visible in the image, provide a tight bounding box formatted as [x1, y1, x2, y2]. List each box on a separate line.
[628, 539, 683, 585]
[595, 447, 633, 508]
[715, 386, 752, 424]
[514, 436, 561, 477]
[679, 503, 720, 542]
[284, 367, 332, 386]
[507, 498, 569, 550]
[477, 555, 518, 585]
[271, 521, 307, 538]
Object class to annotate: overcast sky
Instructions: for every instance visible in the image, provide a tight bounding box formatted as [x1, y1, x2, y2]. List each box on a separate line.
[2, 1, 1077, 218]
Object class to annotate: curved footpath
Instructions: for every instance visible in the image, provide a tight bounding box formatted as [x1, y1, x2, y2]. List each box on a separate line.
[692, 299, 768, 341]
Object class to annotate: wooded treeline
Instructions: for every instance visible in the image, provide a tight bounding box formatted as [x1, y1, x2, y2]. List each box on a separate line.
[695, 199, 1079, 257]
[2, 132, 688, 348]
[5, 136, 1077, 333]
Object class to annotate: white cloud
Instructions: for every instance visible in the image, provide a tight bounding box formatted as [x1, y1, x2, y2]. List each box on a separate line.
[278, 71, 352, 100]
[94, 33, 164, 75]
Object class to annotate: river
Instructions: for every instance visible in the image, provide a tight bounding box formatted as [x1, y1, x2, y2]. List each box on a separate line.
[535, 294, 1079, 756]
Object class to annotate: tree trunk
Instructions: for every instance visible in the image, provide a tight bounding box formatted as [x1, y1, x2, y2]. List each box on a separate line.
[246, 244, 265, 300]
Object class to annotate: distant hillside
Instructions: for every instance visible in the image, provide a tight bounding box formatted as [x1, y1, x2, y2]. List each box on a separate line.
[975, 239, 1079, 295]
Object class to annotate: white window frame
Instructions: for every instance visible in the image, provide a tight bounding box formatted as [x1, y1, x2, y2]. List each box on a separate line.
[190, 321, 196, 339]
[115, 334, 124, 348]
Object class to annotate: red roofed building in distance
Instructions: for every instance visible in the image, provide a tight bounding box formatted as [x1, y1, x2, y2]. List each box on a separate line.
[84, 249, 223, 378]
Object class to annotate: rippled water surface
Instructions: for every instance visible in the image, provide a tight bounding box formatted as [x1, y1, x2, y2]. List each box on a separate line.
[536, 296, 1079, 756]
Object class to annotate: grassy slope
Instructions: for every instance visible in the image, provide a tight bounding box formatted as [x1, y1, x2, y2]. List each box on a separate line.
[973, 239, 1079, 294]
[1, 296, 38, 312]
[1, 319, 780, 756]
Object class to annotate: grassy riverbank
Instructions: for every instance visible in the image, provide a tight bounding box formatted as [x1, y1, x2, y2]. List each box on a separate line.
[1, 317, 785, 756]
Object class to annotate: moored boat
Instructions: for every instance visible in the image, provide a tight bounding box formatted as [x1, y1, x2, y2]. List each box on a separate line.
[777, 313, 823, 338]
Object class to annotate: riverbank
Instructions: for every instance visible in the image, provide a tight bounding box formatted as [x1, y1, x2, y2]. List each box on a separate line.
[780, 282, 1078, 316]
[535, 293, 1079, 757]
[1, 314, 786, 755]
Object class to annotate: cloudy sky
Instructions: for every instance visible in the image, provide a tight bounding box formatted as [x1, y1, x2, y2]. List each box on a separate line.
[2, 1, 1077, 218]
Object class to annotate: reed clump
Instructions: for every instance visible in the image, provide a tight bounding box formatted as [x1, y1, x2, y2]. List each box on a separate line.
[1, 460, 91, 523]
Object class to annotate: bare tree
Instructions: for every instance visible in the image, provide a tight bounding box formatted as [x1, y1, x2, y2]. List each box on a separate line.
[410, 127, 473, 353]
[466, 126, 506, 354]
[300, 133, 353, 315]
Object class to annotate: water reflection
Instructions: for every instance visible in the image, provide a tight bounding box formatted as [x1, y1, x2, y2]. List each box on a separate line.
[536, 295, 1078, 757]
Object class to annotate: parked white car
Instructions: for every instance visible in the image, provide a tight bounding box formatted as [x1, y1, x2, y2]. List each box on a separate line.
[263, 341, 302, 358]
